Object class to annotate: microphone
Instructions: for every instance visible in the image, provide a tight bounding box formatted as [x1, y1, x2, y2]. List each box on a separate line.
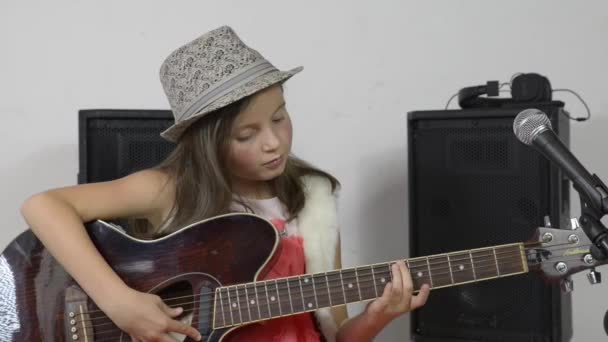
[513, 109, 606, 213]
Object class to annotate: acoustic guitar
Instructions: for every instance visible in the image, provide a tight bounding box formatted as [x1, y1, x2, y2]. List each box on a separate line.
[0, 213, 604, 341]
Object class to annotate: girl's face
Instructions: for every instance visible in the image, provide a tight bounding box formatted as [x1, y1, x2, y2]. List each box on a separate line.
[227, 84, 293, 197]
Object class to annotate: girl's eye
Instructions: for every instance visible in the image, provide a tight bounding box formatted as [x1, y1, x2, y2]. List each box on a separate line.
[236, 135, 253, 142]
[273, 116, 284, 122]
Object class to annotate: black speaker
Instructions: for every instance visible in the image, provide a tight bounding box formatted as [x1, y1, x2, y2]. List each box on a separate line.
[407, 101, 573, 342]
[78, 109, 175, 184]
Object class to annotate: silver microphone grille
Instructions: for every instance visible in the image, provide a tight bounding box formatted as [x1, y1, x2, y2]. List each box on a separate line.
[513, 108, 553, 145]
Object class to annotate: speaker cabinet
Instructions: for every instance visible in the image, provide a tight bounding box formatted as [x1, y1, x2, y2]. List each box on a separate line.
[408, 102, 572, 342]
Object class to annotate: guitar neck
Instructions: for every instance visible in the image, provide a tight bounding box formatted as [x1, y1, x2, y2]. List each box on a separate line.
[213, 242, 528, 329]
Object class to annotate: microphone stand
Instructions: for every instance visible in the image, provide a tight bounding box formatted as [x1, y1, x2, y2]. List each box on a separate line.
[571, 175, 608, 338]
[575, 173, 608, 261]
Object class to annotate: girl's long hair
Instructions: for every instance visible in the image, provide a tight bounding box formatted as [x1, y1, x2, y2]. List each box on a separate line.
[130, 89, 339, 239]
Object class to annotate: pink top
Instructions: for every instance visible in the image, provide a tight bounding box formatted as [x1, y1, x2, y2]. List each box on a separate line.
[225, 198, 322, 342]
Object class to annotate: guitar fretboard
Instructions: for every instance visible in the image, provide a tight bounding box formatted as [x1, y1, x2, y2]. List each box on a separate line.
[212, 243, 527, 329]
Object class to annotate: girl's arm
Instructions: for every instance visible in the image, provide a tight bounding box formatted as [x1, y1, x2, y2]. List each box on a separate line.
[20, 169, 201, 341]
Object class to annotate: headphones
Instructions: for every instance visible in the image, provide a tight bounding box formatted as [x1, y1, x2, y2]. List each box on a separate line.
[458, 73, 553, 109]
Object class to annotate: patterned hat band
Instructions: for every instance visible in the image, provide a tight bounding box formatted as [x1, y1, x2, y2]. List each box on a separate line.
[179, 60, 278, 121]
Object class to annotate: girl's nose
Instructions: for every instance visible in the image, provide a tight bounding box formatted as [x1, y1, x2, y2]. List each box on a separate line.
[262, 128, 280, 151]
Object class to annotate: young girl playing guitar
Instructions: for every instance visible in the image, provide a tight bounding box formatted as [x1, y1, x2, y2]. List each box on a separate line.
[21, 25, 430, 342]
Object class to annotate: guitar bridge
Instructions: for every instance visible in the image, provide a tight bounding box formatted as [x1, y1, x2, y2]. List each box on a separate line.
[65, 285, 94, 341]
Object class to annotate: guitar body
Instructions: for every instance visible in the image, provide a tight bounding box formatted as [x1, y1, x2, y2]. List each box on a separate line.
[0, 213, 279, 342]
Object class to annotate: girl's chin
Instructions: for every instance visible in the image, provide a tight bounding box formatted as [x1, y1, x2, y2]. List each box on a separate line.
[261, 168, 286, 180]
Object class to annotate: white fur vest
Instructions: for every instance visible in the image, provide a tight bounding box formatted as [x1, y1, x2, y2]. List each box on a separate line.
[299, 175, 340, 342]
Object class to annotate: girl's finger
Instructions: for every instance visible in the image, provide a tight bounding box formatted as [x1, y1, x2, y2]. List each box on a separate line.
[380, 279, 393, 301]
[390, 262, 403, 301]
[164, 305, 183, 318]
[167, 319, 202, 341]
[399, 260, 414, 295]
[411, 284, 431, 309]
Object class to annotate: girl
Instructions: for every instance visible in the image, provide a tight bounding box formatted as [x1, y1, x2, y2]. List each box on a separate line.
[21, 25, 430, 342]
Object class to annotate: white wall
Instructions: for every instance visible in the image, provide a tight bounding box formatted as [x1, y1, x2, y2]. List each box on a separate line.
[2, 1, 607, 341]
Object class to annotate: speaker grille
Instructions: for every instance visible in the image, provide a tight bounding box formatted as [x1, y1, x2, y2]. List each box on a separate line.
[409, 108, 571, 342]
[80, 111, 175, 183]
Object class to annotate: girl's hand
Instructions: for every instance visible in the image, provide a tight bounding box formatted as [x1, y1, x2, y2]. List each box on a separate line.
[365, 260, 430, 323]
[102, 287, 202, 342]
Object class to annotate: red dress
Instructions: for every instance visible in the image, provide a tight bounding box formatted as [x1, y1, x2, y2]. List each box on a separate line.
[225, 218, 322, 342]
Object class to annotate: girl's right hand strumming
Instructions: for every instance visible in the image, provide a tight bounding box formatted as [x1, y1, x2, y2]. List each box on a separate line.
[21, 171, 197, 341]
[104, 287, 202, 342]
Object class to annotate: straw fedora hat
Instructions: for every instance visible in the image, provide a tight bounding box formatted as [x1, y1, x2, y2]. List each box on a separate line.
[159, 25, 303, 142]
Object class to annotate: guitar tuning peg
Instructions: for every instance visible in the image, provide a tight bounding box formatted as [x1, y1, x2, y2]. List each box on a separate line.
[588, 268, 602, 285]
[569, 217, 580, 230]
[560, 277, 574, 293]
[544, 215, 552, 227]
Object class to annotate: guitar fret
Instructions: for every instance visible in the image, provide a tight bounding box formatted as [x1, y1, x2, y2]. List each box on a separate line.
[217, 288, 226, 327]
[286, 278, 294, 314]
[325, 271, 346, 306]
[310, 275, 319, 309]
[371, 264, 388, 296]
[226, 287, 236, 325]
[469, 250, 477, 280]
[275, 279, 282, 316]
[298, 276, 306, 310]
[266, 280, 281, 317]
[428, 255, 450, 287]
[312, 273, 330, 308]
[276, 279, 292, 316]
[354, 267, 363, 301]
[449, 251, 475, 284]
[342, 269, 360, 303]
[425, 257, 434, 287]
[370, 266, 379, 297]
[241, 285, 252, 322]
[301, 275, 316, 310]
[254, 283, 269, 319]
[287, 278, 304, 313]
[245, 283, 260, 322]
[492, 248, 501, 276]
[325, 272, 333, 306]
[471, 249, 499, 279]
[496, 245, 526, 275]
[355, 266, 376, 300]
[264, 282, 272, 317]
[234, 286, 244, 323]
[446, 255, 455, 284]
[339, 270, 347, 304]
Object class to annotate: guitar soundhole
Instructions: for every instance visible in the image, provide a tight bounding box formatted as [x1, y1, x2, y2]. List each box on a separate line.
[157, 281, 195, 322]
[155, 280, 215, 338]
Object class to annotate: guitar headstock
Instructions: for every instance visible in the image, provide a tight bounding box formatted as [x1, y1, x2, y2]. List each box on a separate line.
[527, 218, 607, 287]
